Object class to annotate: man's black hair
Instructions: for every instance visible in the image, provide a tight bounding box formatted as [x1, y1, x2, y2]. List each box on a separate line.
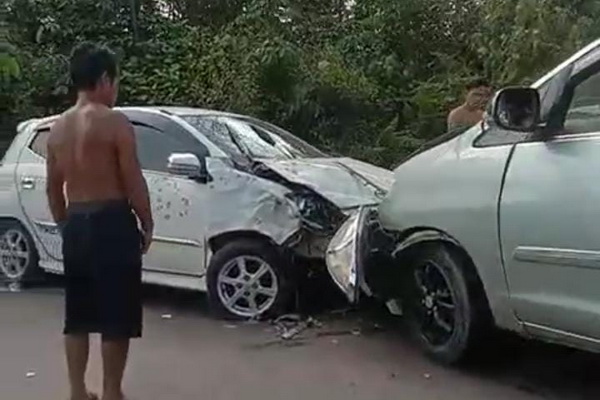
[466, 78, 491, 91]
[69, 42, 118, 91]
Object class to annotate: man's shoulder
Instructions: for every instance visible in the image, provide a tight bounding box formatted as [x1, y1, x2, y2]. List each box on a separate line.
[448, 105, 466, 119]
[48, 111, 71, 145]
[89, 106, 128, 125]
[88, 107, 132, 143]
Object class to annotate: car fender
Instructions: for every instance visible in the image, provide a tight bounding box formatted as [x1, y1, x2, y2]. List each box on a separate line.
[204, 158, 302, 250]
[392, 228, 462, 259]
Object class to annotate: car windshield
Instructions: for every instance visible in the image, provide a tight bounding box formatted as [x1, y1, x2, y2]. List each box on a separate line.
[180, 115, 326, 160]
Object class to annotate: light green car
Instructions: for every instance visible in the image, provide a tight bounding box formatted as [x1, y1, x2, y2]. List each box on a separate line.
[326, 39, 600, 364]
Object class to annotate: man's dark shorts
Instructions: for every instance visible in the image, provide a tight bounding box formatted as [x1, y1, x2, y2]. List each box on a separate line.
[62, 200, 142, 339]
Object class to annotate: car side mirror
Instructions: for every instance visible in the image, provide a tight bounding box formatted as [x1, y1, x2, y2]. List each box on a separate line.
[491, 87, 541, 132]
[167, 153, 208, 182]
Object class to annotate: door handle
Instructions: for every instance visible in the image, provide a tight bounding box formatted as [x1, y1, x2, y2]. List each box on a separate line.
[20, 177, 35, 190]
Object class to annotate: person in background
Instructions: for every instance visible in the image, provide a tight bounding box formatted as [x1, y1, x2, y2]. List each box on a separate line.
[447, 79, 493, 133]
[46, 42, 153, 400]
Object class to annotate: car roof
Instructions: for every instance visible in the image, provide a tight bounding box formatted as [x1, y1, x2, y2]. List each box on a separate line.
[533, 38, 600, 88]
[19, 106, 256, 131]
[120, 106, 249, 120]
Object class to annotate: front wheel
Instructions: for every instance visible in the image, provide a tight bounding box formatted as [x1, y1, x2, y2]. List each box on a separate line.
[207, 239, 292, 320]
[402, 243, 490, 365]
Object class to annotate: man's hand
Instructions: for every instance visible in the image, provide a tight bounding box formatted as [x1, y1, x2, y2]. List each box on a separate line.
[141, 227, 153, 254]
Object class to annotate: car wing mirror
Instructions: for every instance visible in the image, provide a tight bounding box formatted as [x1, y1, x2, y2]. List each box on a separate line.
[491, 87, 541, 132]
[167, 153, 210, 183]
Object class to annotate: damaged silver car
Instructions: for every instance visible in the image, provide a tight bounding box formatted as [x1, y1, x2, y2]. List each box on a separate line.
[0, 106, 393, 319]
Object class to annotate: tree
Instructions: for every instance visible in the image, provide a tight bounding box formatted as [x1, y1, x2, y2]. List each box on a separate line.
[2, 0, 598, 166]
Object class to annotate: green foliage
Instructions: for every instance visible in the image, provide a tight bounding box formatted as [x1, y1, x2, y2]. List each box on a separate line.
[3, 0, 599, 166]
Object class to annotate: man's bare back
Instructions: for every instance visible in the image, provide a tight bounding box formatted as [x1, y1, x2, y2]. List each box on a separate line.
[49, 104, 127, 203]
[46, 103, 152, 250]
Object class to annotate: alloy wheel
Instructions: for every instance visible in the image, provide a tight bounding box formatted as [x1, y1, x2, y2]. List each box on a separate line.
[216, 255, 279, 318]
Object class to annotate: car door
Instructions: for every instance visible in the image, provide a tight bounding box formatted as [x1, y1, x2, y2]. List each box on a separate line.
[500, 49, 600, 342]
[122, 110, 210, 277]
[14, 121, 64, 260]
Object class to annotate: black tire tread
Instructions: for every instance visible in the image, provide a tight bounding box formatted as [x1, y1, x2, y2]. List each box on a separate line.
[403, 242, 492, 365]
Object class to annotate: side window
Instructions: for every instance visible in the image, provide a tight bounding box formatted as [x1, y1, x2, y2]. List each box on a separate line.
[29, 128, 50, 158]
[132, 124, 195, 173]
[563, 71, 600, 135]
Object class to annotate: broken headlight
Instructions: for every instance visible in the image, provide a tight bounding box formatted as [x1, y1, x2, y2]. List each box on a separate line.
[286, 191, 344, 234]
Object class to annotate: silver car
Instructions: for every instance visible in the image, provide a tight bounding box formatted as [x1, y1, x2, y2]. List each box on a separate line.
[326, 39, 600, 363]
[0, 107, 393, 319]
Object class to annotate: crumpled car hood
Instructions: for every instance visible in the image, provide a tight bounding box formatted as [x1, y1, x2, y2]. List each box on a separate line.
[258, 157, 394, 209]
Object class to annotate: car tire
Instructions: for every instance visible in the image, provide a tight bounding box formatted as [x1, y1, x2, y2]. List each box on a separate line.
[207, 239, 292, 320]
[402, 243, 491, 365]
[0, 220, 41, 286]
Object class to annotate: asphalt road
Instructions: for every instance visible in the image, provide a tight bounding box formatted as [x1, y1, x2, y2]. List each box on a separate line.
[1, 285, 598, 400]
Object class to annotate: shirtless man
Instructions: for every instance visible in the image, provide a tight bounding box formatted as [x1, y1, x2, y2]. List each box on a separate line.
[447, 79, 493, 133]
[46, 43, 153, 400]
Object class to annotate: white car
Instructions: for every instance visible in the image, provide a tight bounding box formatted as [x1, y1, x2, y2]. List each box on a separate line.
[0, 107, 393, 319]
[326, 39, 600, 364]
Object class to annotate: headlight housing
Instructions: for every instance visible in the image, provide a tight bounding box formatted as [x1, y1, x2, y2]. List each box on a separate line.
[286, 191, 344, 234]
[325, 209, 362, 303]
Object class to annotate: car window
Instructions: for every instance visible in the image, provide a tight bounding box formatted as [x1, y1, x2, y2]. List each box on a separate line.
[181, 115, 325, 159]
[180, 116, 244, 158]
[29, 128, 50, 158]
[225, 119, 295, 159]
[132, 123, 198, 173]
[563, 71, 600, 135]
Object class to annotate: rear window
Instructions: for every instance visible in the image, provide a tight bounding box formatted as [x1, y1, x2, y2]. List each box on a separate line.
[29, 128, 50, 158]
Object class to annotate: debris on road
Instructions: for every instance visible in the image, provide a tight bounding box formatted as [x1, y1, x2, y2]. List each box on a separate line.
[0, 282, 22, 293]
[161, 314, 173, 320]
[25, 371, 36, 378]
[9, 282, 22, 292]
[273, 314, 322, 341]
[385, 299, 403, 316]
[316, 329, 355, 338]
[424, 373, 432, 380]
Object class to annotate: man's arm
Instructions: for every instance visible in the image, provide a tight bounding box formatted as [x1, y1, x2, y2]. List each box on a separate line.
[112, 112, 154, 251]
[46, 130, 67, 224]
[447, 108, 462, 133]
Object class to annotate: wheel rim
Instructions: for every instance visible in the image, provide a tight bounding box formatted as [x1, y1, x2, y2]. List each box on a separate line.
[412, 260, 457, 347]
[0, 229, 31, 280]
[217, 255, 279, 318]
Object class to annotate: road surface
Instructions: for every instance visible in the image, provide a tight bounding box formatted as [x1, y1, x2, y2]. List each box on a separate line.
[0, 286, 598, 400]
